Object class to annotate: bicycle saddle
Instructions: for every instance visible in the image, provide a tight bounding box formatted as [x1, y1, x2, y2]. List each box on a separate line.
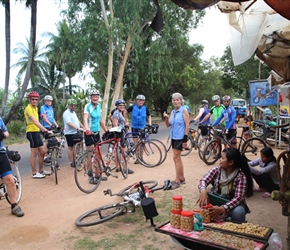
[163, 180, 171, 190]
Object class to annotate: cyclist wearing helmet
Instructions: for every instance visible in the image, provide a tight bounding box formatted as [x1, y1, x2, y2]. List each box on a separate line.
[201, 95, 225, 125]
[212, 95, 237, 148]
[183, 105, 191, 114]
[63, 99, 85, 167]
[0, 116, 24, 217]
[108, 99, 127, 124]
[40, 95, 59, 130]
[24, 91, 52, 178]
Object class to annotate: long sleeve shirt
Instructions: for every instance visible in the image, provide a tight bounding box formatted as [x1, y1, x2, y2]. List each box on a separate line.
[248, 158, 279, 185]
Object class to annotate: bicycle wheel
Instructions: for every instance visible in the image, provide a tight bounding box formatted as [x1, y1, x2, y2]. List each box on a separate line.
[264, 130, 277, 147]
[75, 203, 126, 227]
[74, 150, 102, 193]
[50, 149, 58, 185]
[198, 136, 210, 161]
[5, 161, 22, 205]
[116, 146, 128, 179]
[150, 139, 168, 164]
[73, 141, 85, 163]
[252, 124, 264, 137]
[202, 139, 222, 165]
[118, 180, 158, 196]
[137, 141, 162, 168]
[165, 135, 171, 152]
[241, 137, 267, 162]
[181, 134, 193, 156]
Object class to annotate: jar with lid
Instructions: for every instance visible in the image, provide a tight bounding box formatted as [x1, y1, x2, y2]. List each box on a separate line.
[172, 196, 182, 211]
[200, 204, 212, 223]
[180, 210, 194, 232]
[170, 210, 181, 229]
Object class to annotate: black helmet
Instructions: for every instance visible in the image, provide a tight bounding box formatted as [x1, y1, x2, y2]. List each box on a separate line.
[115, 99, 126, 106]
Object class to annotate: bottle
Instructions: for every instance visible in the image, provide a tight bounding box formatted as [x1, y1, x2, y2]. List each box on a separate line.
[180, 210, 194, 232]
[170, 210, 181, 229]
[172, 195, 183, 212]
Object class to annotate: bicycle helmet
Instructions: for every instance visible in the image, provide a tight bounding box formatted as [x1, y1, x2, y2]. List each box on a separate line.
[28, 91, 40, 99]
[115, 99, 126, 106]
[136, 94, 145, 100]
[89, 89, 100, 96]
[184, 105, 191, 114]
[222, 95, 231, 101]
[212, 95, 220, 102]
[67, 99, 77, 105]
[44, 95, 53, 101]
[201, 100, 208, 105]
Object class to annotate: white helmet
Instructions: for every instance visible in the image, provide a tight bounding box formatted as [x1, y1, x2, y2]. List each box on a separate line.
[136, 94, 145, 100]
[201, 100, 208, 105]
[212, 95, 220, 102]
[44, 95, 53, 101]
[89, 89, 100, 96]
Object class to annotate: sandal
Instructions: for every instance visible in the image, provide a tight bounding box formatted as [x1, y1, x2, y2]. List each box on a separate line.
[171, 181, 181, 190]
[180, 179, 186, 185]
[262, 192, 271, 198]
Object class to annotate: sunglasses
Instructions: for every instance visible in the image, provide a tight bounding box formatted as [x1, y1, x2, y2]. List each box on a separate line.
[118, 104, 125, 106]
[31, 98, 39, 101]
[223, 100, 230, 103]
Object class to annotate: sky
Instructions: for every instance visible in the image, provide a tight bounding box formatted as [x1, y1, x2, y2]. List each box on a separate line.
[0, 1, 230, 91]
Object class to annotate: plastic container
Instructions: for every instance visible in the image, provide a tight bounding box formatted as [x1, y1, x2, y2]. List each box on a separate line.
[180, 210, 194, 232]
[200, 204, 212, 223]
[193, 209, 200, 224]
[172, 196, 183, 211]
[170, 210, 181, 229]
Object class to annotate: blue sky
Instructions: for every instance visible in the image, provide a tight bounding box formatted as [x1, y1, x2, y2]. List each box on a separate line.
[0, 2, 229, 91]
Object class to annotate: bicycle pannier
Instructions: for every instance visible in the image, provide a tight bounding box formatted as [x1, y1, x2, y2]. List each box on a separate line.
[72, 133, 83, 143]
[151, 124, 159, 134]
[7, 150, 21, 162]
[47, 137, 58, 148]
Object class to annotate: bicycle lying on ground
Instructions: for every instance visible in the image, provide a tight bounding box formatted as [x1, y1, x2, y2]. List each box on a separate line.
[75, 179, 171, 227]
[74, 127, 128, 194]
[123, 124, 166, 167]
[202, 125, 267, 165]
[0, 147, 22, 204]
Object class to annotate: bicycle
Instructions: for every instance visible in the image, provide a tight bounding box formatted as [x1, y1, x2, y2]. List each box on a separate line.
[71, 129, 86, 167]
[263, 122, 290, 147]
[0, 148, 22, 205]
[202, 126, 267, 165]
[75, 179, 171, 227]
[74, 127, 128, 193]
[123, 124, 165, 167]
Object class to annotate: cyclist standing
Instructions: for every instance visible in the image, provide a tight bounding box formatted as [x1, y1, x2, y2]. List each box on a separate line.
[83, 89, 108, 181]
[126, 94, 152, 164]
[200, 95, 225, 125]
[63, 99, 85, 168]
[212, 95, 237, 148]
[24, 91, 52, 178]
[0, 117, 24, 217]
[40, 95, 59, 163]
[193, 100, 210, 136]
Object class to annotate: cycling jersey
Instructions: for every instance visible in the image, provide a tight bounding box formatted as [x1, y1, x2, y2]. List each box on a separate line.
[212, 106, 237, 130]
[199, 107, 210, 124]
[112, 110, 126, 128]
[210, 105, 225, 123]
[127, 104, 150, 129]
[0, 117, 7, 148]
[24, 104, 40, 132]
[40, 104, 55, 128]
[84, 102, 102, 132]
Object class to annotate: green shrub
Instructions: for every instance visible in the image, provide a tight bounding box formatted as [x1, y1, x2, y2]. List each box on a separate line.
[6, 120, 26, 135]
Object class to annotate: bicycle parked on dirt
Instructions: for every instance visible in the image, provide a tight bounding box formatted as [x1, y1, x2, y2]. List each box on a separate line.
[123, 124, 166, 167]
[75, 179, 171, 227]
[74, 127, 128, 194]
[0, 148, 22, 204]
[202, 126, 267, 165]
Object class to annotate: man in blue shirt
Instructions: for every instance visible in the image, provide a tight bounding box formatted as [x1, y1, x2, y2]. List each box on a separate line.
[40, 95, 59, 129]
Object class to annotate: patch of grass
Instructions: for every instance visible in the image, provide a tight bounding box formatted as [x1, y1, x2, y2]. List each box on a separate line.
[5, 133, 27, 146]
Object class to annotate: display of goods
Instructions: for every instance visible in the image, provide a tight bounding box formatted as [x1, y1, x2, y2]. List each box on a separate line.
[180, 210, 194, 232]
[206, 222, 270, 238]
[170, 210, 181, 229]
[199, 229, 255, 250]
[172, 196, 183, 211]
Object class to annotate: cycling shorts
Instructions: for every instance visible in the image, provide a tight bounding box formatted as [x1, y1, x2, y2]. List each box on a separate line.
[0, 153, 12, 177]
[26, 132, 44, 148]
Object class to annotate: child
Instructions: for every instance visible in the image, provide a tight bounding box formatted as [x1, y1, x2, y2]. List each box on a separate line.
[243, 115, 253, 140]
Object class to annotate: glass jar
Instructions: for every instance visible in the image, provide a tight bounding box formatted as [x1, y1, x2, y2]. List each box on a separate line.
[170, 210, 181, 229]
[180, 210, 194, 232]
[200, 204, 212, 223]
[172, 196, 183, 211]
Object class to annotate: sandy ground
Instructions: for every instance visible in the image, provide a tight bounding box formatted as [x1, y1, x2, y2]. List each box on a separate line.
[0, 143, 288, 250]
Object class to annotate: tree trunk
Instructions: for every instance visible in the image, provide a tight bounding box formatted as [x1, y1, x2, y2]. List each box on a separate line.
[2, 0, 11, 116]
[4, 0, 37, 124]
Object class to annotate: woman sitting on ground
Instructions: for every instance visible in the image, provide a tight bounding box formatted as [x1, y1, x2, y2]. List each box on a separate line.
[248, 147, 280, 198]
[197, 148, 253, 222]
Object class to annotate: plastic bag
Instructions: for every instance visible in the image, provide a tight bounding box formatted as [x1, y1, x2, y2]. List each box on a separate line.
[267, 232, 282, 250]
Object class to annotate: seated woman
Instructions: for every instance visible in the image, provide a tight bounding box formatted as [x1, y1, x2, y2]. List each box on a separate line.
[248, 147, 280, 198]
[197, 148, 253, 222]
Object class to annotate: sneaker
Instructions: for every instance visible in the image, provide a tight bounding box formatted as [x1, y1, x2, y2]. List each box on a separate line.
[11, 205, 24, 217]
[70, 162, 76, 168]
[184, 147, 190, 151]
[56, 164, 60, 170]
[116, 168, 120, 172]
[171, 181, 181, 190]
[180, 179, 186, 185]
[32, 172, 46, 179]
[40, 170, 51, 176]
[89, 177, 100, 184]
[127, 169, 134, 174]
[134, 159, 140, 164]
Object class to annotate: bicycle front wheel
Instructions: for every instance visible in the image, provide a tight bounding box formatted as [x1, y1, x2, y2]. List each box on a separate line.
[181, 134, 193, 156]
[202, 139, 222, 165]
[165, 135, 171, 152]
[241, 137, 267, 162]
[75, 203, 126, 227]
[116, 146, 128, 179]
[198, 137, 210, 161]
[50, 149, 58, 185]
[118, 180, 158, 196]
[264, 130, 277, 147]
[5, 161, 22, 205]
[137, 141, 162, 168]
[150, 139, 168, 164]
[74, 151, 102, 193]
